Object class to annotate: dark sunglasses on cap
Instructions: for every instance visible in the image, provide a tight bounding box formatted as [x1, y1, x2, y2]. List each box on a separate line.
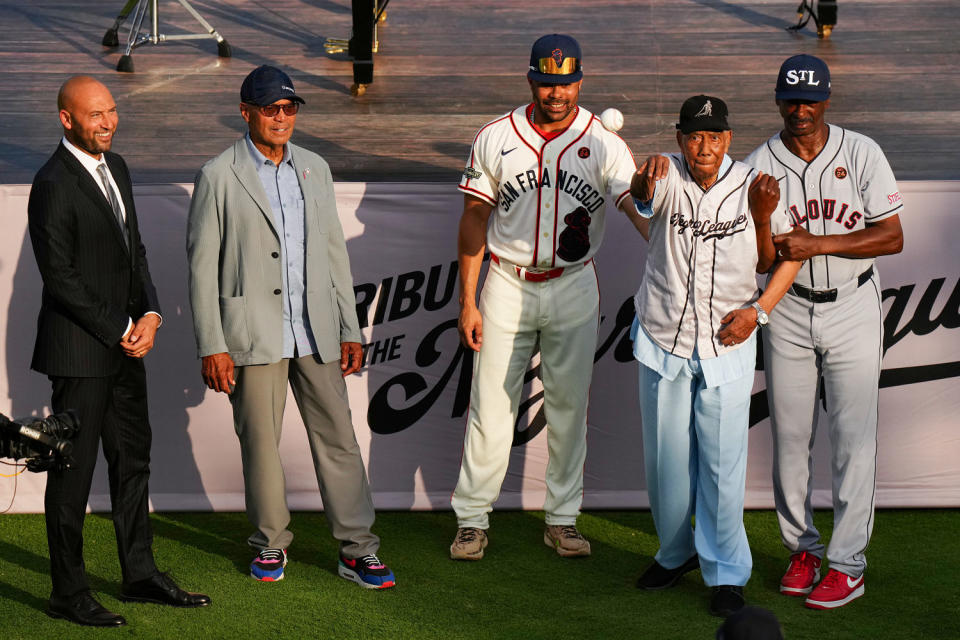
[246, 102, 300, 117]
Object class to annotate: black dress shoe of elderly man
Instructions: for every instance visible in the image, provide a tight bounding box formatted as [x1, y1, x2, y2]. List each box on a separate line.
[636, 555, 700, 590]
[710, 585, 746, 618]
[119, 572, 211, 607]
[47, 591, 127, 626]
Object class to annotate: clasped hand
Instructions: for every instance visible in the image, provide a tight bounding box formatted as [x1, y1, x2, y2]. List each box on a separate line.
[120, 314, 160, 359]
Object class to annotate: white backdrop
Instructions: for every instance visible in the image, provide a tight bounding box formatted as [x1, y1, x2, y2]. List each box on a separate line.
[1, 181, 957, 513]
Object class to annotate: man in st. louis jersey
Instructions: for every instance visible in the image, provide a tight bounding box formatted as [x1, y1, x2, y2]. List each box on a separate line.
[450, 34, 648, 561]
[745, 54, 904, 610]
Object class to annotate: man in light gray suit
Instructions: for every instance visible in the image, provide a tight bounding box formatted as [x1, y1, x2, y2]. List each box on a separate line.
[186, 65, 394, 589]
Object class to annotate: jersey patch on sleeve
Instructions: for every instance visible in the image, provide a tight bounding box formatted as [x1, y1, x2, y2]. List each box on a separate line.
[463, 167, 483, 180]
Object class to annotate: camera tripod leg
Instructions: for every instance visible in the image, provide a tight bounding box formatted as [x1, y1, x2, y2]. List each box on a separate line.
[102, 0, 140, 47]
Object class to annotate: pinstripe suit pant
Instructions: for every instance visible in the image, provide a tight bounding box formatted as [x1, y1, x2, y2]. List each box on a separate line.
[45, 357, 158, 598]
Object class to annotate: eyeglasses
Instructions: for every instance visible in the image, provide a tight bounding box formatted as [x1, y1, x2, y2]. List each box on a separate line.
[247, 102, 300, 117]
[535, 56, 579, 75]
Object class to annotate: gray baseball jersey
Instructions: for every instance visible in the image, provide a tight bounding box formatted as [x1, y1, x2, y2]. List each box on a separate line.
[458, 105, 635, 268]
[634, 153, 792, 360]
[744, 124, 903, 288]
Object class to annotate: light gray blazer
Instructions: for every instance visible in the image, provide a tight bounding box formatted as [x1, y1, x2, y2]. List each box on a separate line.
[186, 138, 362, 367]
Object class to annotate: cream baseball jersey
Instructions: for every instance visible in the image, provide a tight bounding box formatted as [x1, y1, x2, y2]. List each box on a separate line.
[458, 105, 635, 268]
[634, 153, 792, 360]
[744, 124, 903, 289]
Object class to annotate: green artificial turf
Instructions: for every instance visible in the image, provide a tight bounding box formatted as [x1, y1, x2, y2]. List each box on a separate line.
[0, 510, 957, 639]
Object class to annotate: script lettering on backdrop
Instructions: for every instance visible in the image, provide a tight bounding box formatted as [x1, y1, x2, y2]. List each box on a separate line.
[354, 255, 638, 446]
[748, 275, 960, 425]
[352, 252, 959, 438]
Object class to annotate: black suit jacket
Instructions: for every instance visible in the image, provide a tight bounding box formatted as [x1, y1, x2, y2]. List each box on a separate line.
[28, 143, 160, 377]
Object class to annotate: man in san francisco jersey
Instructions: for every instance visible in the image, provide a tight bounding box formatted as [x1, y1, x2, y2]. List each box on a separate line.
[744, 54, 904, 610]
[450, 34, 648, 561]
[629, 95, 801, 617]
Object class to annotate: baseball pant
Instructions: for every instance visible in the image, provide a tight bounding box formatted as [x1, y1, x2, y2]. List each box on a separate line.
[764, 275, 883, 578]
[231, 355, 379, 557]
[638, 354, 754, 587]
[452, 258, 599, 529]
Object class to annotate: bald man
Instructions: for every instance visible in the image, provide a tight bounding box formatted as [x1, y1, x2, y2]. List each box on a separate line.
[28, 76, 209, 627]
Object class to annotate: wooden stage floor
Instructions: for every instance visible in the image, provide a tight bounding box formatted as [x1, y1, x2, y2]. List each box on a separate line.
[1, 0, 958, 184]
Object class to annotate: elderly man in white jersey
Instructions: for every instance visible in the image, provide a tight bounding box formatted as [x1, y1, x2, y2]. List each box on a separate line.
[744, 54, 904, 610]
[450, 34, 648, 561]
[629, 95, 802, 617]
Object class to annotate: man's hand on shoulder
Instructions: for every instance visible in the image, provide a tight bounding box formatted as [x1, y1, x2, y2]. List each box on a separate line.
[630, 155, 670, 202]
[341, 342, 363, 376]
[121, 314, 161, 358]
[202, 352, 235, 393]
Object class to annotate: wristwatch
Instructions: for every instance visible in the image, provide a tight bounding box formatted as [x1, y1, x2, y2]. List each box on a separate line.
[752, 301, 769, 327]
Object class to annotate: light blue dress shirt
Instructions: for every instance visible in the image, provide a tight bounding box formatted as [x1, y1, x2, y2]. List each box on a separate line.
[246, 135, 318, 359]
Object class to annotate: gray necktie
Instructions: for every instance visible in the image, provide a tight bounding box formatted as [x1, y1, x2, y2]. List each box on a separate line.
[96, 163, 128, 248]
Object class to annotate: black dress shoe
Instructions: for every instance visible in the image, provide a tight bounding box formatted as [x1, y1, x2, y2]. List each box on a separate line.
[120, 572, 211, 608]
[47, 591, 127, 627]
[636, 554, 700, 590]
[710, 585, 746, 617]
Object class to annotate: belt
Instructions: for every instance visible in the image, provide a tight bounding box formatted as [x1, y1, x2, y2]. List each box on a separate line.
[490, 253, 588, 282]
[790, 266, 873, 303]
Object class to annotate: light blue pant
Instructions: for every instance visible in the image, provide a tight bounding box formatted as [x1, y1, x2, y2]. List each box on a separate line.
[638, 359, 753, 587]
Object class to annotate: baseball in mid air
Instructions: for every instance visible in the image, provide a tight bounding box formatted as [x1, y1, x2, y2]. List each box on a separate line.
[600, 108, 624, 132]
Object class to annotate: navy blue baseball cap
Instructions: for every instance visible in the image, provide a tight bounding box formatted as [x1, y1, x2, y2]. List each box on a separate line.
[240, 65, 305, 106]
[527, 34, 583, 84]
[776, 54, 831, 102]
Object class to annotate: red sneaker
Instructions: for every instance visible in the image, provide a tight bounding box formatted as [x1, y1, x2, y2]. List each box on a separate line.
[805, 569, 865, 609]
[780, 551, 821, 596]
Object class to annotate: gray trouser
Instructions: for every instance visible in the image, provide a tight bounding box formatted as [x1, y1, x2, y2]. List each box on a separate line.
[763, 276, 882, 578]
[230, 355, 379, 557]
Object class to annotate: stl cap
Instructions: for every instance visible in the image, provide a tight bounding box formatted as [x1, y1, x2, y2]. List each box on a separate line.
[527, 34, 583, 84]
[776, 54, 831, 101]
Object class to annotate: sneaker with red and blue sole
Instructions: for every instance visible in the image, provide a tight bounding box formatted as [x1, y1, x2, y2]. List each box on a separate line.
[338, 553, 395, 589]
[250, 548, 287, 582]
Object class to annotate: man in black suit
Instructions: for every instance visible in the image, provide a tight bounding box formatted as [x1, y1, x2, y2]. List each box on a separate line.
[28, 75, 209, 627]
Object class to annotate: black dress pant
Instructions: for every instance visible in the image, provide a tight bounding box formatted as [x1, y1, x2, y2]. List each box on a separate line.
[45, 357, 157, 598]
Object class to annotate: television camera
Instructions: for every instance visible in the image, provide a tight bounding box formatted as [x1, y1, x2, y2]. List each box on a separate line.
[0, 411, 79, 472]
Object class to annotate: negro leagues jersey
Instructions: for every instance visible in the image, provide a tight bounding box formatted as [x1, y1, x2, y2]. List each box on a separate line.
[744, 124, 904, 289]
[635, 153, 793, 360]
[458, 105, 636, 268]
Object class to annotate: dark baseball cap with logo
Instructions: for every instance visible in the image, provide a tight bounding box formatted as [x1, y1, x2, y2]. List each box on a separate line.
[716, 606, 784, 640]
[676, 95, 730, 134]
[776, 54, 831, 102]
[527, 34, 583, 84]
[240, 65, 305, 106]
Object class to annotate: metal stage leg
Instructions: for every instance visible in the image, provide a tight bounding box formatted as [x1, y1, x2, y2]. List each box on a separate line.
[786, 0, 837, 38]
[324, 0, 389, 96]
[107, 0, 232, 73]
